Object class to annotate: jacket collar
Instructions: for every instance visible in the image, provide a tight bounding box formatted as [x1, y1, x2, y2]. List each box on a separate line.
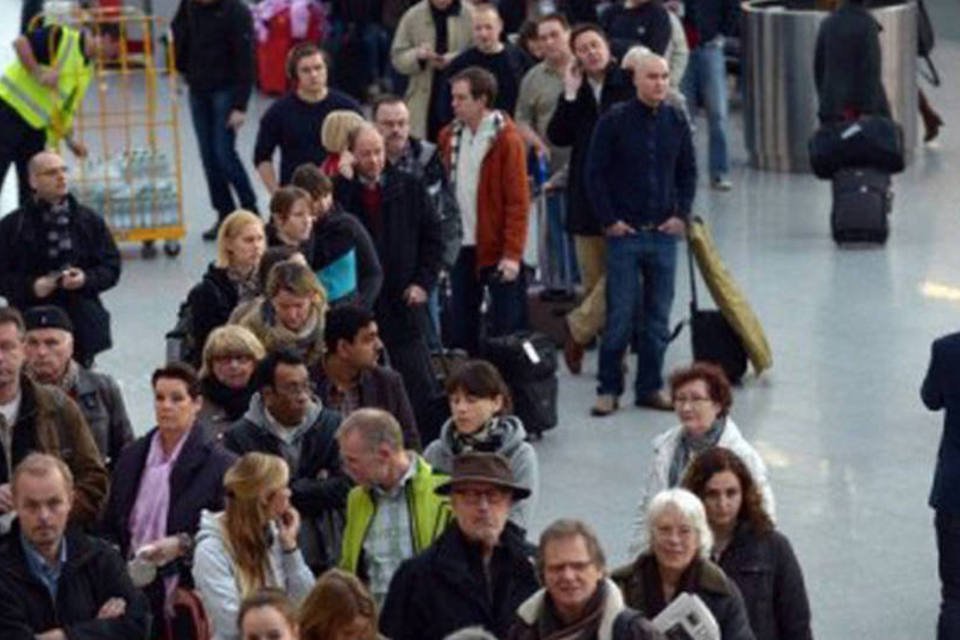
[515, 578, 626, 639]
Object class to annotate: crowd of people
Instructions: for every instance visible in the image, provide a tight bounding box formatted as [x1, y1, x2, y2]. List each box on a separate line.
[13, 0, 940, 637]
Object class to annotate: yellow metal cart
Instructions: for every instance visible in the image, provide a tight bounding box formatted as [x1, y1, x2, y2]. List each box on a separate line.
[35, 5, 186, 258]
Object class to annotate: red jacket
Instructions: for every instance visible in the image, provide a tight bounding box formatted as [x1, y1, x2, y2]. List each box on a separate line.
[438, 114, 530, 270]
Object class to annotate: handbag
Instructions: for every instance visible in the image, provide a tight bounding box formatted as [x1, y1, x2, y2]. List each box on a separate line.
[808, 115, 905, 179]
[164, 588, 212, 640]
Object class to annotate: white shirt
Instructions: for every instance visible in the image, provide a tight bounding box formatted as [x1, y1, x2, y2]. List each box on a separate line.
[0, 391, 22, 473]
[455, 112, 499, 246]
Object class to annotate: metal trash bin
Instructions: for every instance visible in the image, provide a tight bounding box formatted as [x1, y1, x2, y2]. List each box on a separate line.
[742, 0, 918, 172]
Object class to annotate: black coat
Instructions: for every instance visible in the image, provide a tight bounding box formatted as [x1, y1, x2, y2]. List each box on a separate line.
[0, 523, 149, 640]
[100, 425, 235, 637]
[314, 363, 422, 450]
[547, 64, 635, 235]
[335, 168, 443, 344]
[814, 2, 891, 123]
[0, 195, 121, 363]
[101, 425, 236, 560]
[718, 524, 812, 640]
[380, 523, 540, 640]
[223, 408, 350, 516]
[171, 0, 254, 110]
[613, 553, 756, 640]
[922, 331, 960, 514]
[187, 263, 240, 367]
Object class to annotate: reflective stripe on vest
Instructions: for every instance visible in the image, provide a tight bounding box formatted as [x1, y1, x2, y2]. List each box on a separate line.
[0, 28, 86, 133]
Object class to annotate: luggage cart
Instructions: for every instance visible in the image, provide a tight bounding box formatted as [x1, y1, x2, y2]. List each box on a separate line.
[35, 5, 186, 258]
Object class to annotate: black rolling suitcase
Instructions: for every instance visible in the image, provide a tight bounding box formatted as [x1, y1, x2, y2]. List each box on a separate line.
[831, 167, 892, 244]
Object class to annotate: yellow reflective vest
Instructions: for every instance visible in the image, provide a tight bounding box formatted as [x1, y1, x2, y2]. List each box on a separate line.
[339, 455, 452, 575]
[0, 26, 92, 145]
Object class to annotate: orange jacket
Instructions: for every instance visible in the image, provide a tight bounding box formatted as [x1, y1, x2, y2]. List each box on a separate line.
[438, 114, 530, 271]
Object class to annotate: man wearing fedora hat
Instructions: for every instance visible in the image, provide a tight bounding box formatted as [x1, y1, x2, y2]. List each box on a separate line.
[23, 306, 133, 470]
[380, 451, 539, 640]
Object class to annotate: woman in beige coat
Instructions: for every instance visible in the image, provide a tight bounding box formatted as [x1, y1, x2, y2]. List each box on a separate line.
[390, 0, 473, 140]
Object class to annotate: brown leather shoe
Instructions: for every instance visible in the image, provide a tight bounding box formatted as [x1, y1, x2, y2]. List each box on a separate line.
[590, 394, 619, 417]
[563, 324, 585, 375]
[636, 390, 673, 412]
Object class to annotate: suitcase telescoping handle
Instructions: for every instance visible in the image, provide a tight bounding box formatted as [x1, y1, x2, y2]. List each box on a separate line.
[667, 216, 700, 344]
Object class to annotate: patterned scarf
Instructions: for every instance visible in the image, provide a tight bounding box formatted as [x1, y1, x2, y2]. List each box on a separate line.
[39, 198, 74, 270]
[447, 110, 506, 193]
[451, 416, 508, 454]
[668, 418, 726, 487]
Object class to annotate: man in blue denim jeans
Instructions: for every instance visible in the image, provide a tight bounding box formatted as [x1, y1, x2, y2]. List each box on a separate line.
[172, 0, 259, 240]
[680, 0, 738, 191]
[584, 51, 695, 417]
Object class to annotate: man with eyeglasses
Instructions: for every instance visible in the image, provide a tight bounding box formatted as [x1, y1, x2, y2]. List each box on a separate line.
[0, 151, 121, 368]
[223, 348, 349, 572]
[508, 518, 664, 640]
[380, 452, 538, 640]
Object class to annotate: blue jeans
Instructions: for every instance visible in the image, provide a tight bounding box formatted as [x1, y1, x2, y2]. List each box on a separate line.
[597, 232, 678, 398]
[682, 38, 730, 180]
[189, 87, 257, 219]
[449, 247, 529, 355]
[937, 511, 960, 640]
[544, 191, 579, 287]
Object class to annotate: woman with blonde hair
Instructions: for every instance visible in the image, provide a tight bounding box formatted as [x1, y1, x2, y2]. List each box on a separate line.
[198, 325, 267, 434]
[319, 110, 366, 178]
[187, 209, 266, 366]
[236, 260, 328, 369]
[193, 452, 315, 640]
[299, 569, 379, 640]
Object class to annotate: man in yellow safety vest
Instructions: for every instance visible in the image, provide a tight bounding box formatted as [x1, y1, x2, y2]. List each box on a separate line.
[0, 22, 119, 205]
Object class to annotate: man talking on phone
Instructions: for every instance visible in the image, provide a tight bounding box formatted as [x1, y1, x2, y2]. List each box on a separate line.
[0, 150, 121, 367]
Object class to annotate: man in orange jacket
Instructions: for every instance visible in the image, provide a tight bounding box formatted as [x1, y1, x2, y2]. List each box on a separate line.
[438, 66, 530, 355]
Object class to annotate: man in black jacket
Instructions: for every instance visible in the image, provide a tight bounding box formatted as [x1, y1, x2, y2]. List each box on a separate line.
[0, 453, 149, 640]
[380, 452, 539, 640]
[316, 305, 422, 450]
[172, 0, 259, 239]
[23, 306, 133, 469]
[335, 124, 443, 432]
[0, 151, 121, 367]
[223, 348, 349, 570]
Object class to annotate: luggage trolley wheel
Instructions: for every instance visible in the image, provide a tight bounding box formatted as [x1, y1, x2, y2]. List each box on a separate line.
[141, 240, 158, 259]
[163, 240, 182, 257]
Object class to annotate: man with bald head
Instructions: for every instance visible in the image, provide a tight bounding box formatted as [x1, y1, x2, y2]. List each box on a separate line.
[335, 124, 443, 432]
[584, 52, 696, 417]
[0, 151, 121, 367]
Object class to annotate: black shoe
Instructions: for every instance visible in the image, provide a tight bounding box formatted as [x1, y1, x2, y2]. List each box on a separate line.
[201, 222, 221, 241]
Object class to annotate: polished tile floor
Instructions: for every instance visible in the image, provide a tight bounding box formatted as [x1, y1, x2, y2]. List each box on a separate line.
[3, 2, 959, 637]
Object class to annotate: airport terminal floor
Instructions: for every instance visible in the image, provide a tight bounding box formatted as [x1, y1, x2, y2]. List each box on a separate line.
[4, 0, 960, 637]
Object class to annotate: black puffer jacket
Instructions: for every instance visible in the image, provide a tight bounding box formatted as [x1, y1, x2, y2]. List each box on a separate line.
[547, 64, 635, 236]
[187, 263, 240, 367]
[0, 523, 149, 639]
[717, 524, 812, 640]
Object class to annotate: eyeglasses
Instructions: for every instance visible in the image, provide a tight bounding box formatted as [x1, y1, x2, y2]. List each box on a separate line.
[452, 488, 510, 506]
[672, 395, 713, 408]
[544, 560, 595, 576]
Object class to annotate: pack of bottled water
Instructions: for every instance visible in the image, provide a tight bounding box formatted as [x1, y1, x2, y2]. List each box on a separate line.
[75, 148, 180, 230]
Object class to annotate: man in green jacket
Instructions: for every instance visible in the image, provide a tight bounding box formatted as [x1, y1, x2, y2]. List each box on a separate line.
[336, 407, 450, 605]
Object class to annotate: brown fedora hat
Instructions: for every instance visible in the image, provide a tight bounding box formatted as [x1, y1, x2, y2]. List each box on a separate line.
[435, 452, 531, 500]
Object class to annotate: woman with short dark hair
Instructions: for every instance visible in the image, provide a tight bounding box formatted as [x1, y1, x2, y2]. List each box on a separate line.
[626, 362, 774, 556]
[683, 448, 812, 640]
[423, 359, 539, 529]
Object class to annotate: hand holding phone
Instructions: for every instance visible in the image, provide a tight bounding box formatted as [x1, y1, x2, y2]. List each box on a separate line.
[276, 506, 301, 552]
